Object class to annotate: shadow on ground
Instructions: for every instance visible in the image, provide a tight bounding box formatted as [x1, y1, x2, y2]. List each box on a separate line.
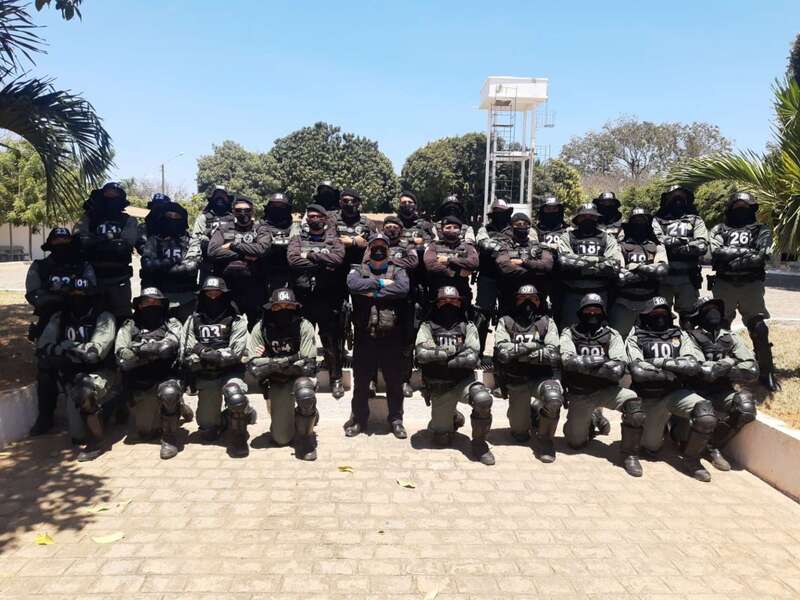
[0, 300, 36, 391]
[0, 432, 113, 553]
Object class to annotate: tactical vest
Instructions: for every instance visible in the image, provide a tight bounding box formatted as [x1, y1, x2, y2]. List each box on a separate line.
[260, 318, 302, 360]
[216, 223, 262, 280]
[192, 313, 236, 376]
[599, 220, 623, 239]
[263, 223, 293, 271]
[565, 326, 614, 394]
[564, 230, 608, 288]
[713, 223, 765, 281]
[497, 315, 551, 380]
[143, 236, 195, 293]
[87, 214, 133, 279]
[618, 239, 660, 300]
[420, 321, 470, 382]
[536, 225, 567, 251]
[292, 234, 337, 292]
[351, 265, 402, 339]
[38, 258, 86, 293]
[336, 215, 372, 267]
[204, 212, 232, 240]
[686, 327, 736, 394]
[126, 323, 175, 389]
[398, 218, 431, 245]
[427, 240, 472, 297]
[656, 215, 701, 268]
[55, 310, 99, 374]
[631, 326, 682, 397]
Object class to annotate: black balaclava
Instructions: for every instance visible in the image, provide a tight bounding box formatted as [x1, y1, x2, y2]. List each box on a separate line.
[233, 203, 253, 227]
[490, 211, 511, 231]
[516, 297, 540, 325]
[211, 193, 231, 216]
[700, 307, 723, 332]
[511, 215, 531, 243]
[269, 307, 298, 330]
[199, 292, 229, 320]
[265, 202, 292, 228]
[578, 309, 603, 334]
[50, 240, 78, 264]
[642, 309, 673, 332]
[626, 218, 650, 241]
[539, 210, 562, 229]
[134, 303, 166, 331]
[576, 217, 598, 236]
[665, 193, 689, 218]
[434, 302, 462, 330]
[596, 201, 618, 223]
[340, 190, 360, 221]
[162, 212, 186, 238]
[729, 205, 756, 228]
[317, 187, 339, 212]
[398, 200, 417, 220]
[66, 292, 94, 320]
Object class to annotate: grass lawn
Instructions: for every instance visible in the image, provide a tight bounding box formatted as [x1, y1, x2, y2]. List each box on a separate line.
[0, 291, 36, 392]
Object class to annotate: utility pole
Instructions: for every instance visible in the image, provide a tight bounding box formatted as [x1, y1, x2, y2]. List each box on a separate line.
[161, 163, 165, 194]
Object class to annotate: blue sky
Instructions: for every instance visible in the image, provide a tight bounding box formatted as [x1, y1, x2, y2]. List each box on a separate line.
[30, 0, 800, 195]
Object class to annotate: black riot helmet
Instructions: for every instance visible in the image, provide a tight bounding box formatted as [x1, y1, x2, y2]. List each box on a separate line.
[622, 207, 657, 241]
[84, 181, 128, 215]
[206, 186, 232, 216]
[515, 283, 545, 323]
[487, 198, 512, 230]
[537, 194, 565, 229]
[159, 202, 189, 238]
[571, 203, 601, 236]
[133, 286, 169, 331]
[197, 276, 232, 319]
[64, 276, 97, 318]
[638, 296, 675, 331]
[263, 287, 302, 329]
[313, 181, 340, 212]
[725, 191, 758, 227]
[593, 191, 622, 224]
[688, 296, 726, 331]
[42, 227, 77, 261]
[576, 293, 606, 333]
[437, 195, 466, 222]
[148, 193, 171, 210]
[658, 185, 697, 218]
[263, 192, 293, 228]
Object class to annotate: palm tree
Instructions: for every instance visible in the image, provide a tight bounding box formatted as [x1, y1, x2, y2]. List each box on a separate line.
[669, 73, 800, 256]
[0, 0, 112, 214]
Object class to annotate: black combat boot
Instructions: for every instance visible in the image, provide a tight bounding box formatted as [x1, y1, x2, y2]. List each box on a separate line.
[402, 382, 413, 398]
[77, 413, 105, 462]
[160, 413, 180, 460]
[470, 415, 495, 466]
[589, 408, 611, 438]
[749, 319, 781, 392]
[683, 429, 712, 482]
[226, 409, 251, 458]
[535, 413, 559, 464]
[706, 447, 731, 471]
[620, 424, 644, 478]
[295, 409, 318, 461]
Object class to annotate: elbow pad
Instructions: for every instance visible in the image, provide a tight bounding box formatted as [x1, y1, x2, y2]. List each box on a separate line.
[156, 338, 180, 360]
[687, 240, 708, 256]
[662, 356, 700, 376]
[416, 347, 450, 364]
[714, 247, 748, 262]
[494, 345, 523, 364]
[729, 364, 759, 383]
[630, 362, 672, 383]
[596, 360, 625, 381]
[700, 361, 732, 382]
[249, 362, 272, 381]
[559, 255, 588, 270]
[448, 349, 479, 370]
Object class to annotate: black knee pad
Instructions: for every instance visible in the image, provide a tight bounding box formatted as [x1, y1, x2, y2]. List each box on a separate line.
[157, 379, 182, 415]
[76, 374, 100, 415]
[730, 391, 757, 429]
[468, 383, 493, 417]
[539, 381, 563, 419]
[621, 398, 645, 429]
[746, 315, 769, 343]
[690, 400, 718, 434]
[223, 381, 249, 414]
[293, 377, 317, 416]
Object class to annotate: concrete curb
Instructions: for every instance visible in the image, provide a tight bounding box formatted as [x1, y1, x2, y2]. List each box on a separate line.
[726, 412, 800, 501]
[0, 383, 37, 448]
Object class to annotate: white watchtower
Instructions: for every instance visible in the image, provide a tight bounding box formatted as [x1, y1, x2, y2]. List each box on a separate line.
[480, 76, 549, 217]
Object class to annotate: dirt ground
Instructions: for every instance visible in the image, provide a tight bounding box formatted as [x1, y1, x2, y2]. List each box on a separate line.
[0, 291, 36, 392]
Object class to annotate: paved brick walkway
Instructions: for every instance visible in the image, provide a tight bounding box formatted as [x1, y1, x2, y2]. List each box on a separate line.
[2, 394, 800, 599]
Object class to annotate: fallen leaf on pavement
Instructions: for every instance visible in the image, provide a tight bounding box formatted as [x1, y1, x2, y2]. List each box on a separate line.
[396, 479, 416, 489]
[92, 532, 125, 544]
[337, 465, 354, 473]
[34, 533, 54, 545]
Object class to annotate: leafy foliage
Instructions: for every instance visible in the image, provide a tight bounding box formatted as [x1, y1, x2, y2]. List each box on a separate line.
[669, 77, 800, 254]
[789, 33, 800, 86]
[196, 140, 280, 203]
[34, 0, 82, 21]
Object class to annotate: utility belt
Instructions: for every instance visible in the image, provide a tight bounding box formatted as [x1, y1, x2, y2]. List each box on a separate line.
[616, 287, 658, 302]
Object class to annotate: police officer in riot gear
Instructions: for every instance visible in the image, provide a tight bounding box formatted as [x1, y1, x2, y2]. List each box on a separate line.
[347, 234, 411, 438]
[74, 182, 139, 321]
[140, 201, 200, 322]
[534, 194, 569, 326]
[246, 288, 318, 461]
[115, 287, 192, 460]
[35, 277, 116, 461]
[626, 297, 718, 481]
[493, 285, 562, 462]
[26, 228, 96, 434]
[415, 286, 495, 465]
[434, 195, 475, 243]
[474, 199, 513, 356]
[685, 296, 759, 471]
[557, 203, 623, 327]
[423, 215, 479, 302]
[207, 196, 271, 327]
[287, 205, 347, 398]
[609, 207, 669, 338]
[313, 180, 341, 220]
[593, 191, 624, 238]
[396, 191, 435, 243]
[260, 192, 301, 297]
[709, 191, 778, 390]
[136, 192, 172, 252]
[558, 294, 641, 474]
[181, 276, 251, 454]
[192, 186, 234, 280]
[496, 212, 555, 314]
[654, 185, 709, 323]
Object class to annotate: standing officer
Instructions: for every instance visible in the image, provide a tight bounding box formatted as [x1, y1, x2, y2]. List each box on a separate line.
[313, 180, 341, 221]
[593, 191, 624, 238]
[26, 228, 96, 435]
[260, 192, 301, 298]
[115, 287, 192, 460]
[557, 203, 622, 327]
[709, 191, 779, 390]
[287, 205, 347, 398]
[74, 182, 138, 322]
[474, 199, 513, 356]
[434, 195, 475, 243]
[139, 201, 200, 322]
[685, 296, 758, 471]
[192, 186, 234, 281]
[609, 207, 669, 338]
[626, 297, 717, 482]
[35, 277, 116, 461]
[246, 288, 318, 461]
[423, 215, 479, 302]
[396, 191, 436, 243]
[558, 294, 641, 474]
[415, 286, 495, 465]
[207, 196, 271, 327]
[180, 276, 250, 452]
[495, 213, 555, 313]
[534, 194, 569, 327]
[493, 285, 562, 461]
[136, 192, 172, 252]
[654, 185, 708, 324]
[346, 234, 411, 438]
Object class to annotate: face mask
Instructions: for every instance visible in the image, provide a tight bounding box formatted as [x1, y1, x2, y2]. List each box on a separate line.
[370, 247, 388, 261]
[513, 227, 529, 241]
[645, 314, 673, 331]
[162, 219, 185, 237]
[199, 295, 227, 319]
[211, 198, 230, 215]
[579, 313, 603, 332]
[271, 310, 296, 329]
[597, 204, 616, 219]
[50, 245, 76, 262]
[491, 213, 511, 230]
[67, 294, 93, 317]
[384, 227, 401, 241]
[434, 304, 461, 328]
[99, 199, 125, 216]
[577, 220, 596, 236]
[308, 219, 324, 233]
[517, 300, 538, 323]
[539, 212, 562, 228]
[626, 223, 650, 240]
[341, 202, 357, 217]
[701, 308, 723, 330]
[234, 210, 252, 226]
[134, 305, 165, 331]
[318, 190, 338, 210]
[266, 204, 291, 225]
[667, 199, 687, 216]
[399, 205, 415, 218]
[729, 206, 755, 227]
[443, 228, 460, 242]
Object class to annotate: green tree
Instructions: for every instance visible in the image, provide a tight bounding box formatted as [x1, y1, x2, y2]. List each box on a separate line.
[561, 117, 731, 185]
[196, 140, 280, 204]
[789, 33, 800, 86]
[0, 0, 113, 212]
[267, 122, 399, 212]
